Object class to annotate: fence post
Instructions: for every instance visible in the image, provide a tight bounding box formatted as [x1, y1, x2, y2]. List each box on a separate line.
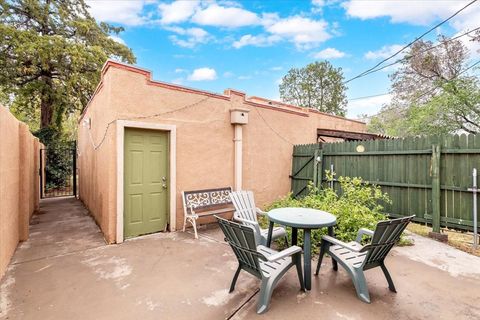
[316, 149, 323, 191]
[429, 144, 447, 241]
[313, 148, 319, 189]
[73, 141, 77, 198]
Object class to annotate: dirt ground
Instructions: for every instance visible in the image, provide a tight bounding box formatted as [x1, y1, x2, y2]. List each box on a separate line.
[407, 222, 480, 257]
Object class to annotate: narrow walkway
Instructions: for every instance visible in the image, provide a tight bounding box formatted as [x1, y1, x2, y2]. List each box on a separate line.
[12, 197, 106, 265]
[1, 197, 480, 319]
[0, 197, 257, 320]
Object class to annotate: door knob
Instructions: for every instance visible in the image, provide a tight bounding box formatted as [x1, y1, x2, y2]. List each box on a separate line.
[162, 183, 167, 189]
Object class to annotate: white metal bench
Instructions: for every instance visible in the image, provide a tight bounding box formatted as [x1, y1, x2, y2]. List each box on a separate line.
[182, 187, 233, 239]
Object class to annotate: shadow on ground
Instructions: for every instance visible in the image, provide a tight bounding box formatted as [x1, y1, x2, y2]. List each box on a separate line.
[1, 197, 479, 320]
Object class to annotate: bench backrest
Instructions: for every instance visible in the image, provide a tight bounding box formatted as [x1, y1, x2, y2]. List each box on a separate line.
[182, 187, 232, 213]
[363, 215, 414, 268]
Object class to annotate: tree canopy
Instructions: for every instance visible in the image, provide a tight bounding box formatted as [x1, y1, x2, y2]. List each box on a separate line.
[279, 61, 347, 116]
[368, 35, 480, 136]
[0, 0, 136, 132]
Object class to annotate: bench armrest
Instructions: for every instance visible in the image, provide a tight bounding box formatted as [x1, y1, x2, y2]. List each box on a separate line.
[257, 245, 302, 262]
[322, 235, 363, 252]
[255, 208, 266, 216]
[355, 228, 374, 243]
[186, 205, 195, 215]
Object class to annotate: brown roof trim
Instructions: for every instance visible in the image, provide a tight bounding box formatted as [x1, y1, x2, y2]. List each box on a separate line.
[79, 60, 229, 122]
[104, 60, 230, 101]
[317, 128, 389, 141]
[250, 96, 366, 125]
[244, 100, 309, 117]
[79, 60, 364, 123]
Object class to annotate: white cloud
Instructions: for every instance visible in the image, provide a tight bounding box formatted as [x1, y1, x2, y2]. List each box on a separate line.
[109, 35, 126, 45]
[342, 0, 476, 26]
[270, 66, 283, 71]
[313, 47, 346, 59]
[158, 0, 200, 24]
[312, 0, 325, 13]
[460, 34, 480, 59]
[86, 0, 149, 26]
[188, 68, 217, 81]
[450, 5, 480, 31]
[364, 44, 405, 60]
[233, 34, 281, 49]
[347, 94, 392, 118]
[223, 71, 234, 78]
[175, 68, 187, 73]
[166, 26, 210, 48]
[237, 75, 252, 80]
[191, 4, 260, 27]
[264, 16, 331, 49]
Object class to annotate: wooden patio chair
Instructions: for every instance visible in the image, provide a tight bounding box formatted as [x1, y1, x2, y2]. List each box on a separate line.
[229, 190, 288, 247]
[315, 215, 414, 303]
[216, 216, 305, 314]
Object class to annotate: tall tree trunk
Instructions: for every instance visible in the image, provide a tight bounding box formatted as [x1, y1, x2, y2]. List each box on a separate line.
[40, 76, 54, 128]
[40, 99, 53, 128]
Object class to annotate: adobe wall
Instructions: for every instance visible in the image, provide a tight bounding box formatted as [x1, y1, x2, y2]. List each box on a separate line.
[78, 62, 366, 242]
[77, 71, 117, 244]
[0, 107, 41, 279]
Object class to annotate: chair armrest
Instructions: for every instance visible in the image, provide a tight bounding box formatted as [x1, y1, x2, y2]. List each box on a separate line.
[256, 208, 267, 216]
[355, 228, 374, 243]
[322, 235, 362, 252]
[257, 245, 302, 262]
[233, 215, 257, 226]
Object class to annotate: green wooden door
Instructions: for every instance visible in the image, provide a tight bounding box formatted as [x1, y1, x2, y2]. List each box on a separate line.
[124, 128, 169, 238]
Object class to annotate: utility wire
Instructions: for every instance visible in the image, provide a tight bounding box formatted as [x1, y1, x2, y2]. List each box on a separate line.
[348, 92, 391, 101]
[344, 0, 479, 84]
[347, 27, 480, 102]
[409, 59, 480, 104]
[88, 95, 211, 150]
[358, 59, 480, 120]
[350, 26, 480, 81]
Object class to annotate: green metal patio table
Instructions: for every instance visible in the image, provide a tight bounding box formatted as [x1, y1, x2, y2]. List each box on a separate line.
[266, 207, 337, 290]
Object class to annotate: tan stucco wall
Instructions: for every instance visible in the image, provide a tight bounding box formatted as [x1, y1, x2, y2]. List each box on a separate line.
[77, 71, 117, 244]
[0, 107, 41, 279]
[78, 61, 366, 243]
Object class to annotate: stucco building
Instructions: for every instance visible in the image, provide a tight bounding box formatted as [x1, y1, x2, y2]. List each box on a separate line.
[77, 60, 367, 243]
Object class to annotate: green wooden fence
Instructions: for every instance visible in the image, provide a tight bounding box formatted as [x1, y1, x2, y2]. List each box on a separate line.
[291, 135, 480, 233]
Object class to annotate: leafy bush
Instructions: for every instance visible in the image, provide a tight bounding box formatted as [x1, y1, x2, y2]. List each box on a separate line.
[261, 171, 392, 252]
[35, 126, 75, 191]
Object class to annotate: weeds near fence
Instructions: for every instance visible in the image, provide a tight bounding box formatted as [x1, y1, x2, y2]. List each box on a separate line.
[262, 172, 406, 252]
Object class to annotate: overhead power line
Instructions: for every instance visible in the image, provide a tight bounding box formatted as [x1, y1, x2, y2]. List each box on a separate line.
[344, 0, 479, 84]
[348, 93, 391, 101]
[349, 26, 480, 81]
[409, 59, 480, 104]
[359, 59, 480, 120]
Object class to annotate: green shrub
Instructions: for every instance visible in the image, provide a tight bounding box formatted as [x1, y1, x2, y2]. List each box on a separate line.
[35, 126, 74, 192]
[261, 171, 392, 252]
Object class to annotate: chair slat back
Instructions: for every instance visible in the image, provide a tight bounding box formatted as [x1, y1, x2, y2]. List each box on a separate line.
[363, 215, 414, 267]
[230, 191, 257, 222]
[216, 216, 263, 277]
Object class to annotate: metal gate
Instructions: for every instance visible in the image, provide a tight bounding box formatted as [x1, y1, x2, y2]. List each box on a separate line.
[40, 142, 77, 198]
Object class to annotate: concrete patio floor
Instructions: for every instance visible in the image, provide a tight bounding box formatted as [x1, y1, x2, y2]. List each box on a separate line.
[1, 197, 480, 320]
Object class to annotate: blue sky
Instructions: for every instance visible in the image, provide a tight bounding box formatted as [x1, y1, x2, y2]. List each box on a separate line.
[86, 0, 480, 118]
